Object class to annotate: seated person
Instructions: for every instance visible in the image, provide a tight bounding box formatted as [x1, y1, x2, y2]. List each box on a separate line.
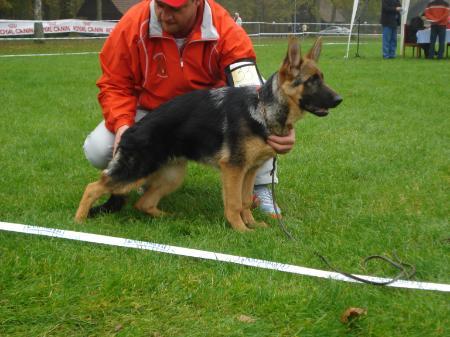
[408, 15, 430, 57]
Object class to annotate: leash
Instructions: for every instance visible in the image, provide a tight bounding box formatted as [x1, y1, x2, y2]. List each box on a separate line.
[316, 253, 416, 286]
[270, 156, 295, 240]
[268, 156, 416, 286]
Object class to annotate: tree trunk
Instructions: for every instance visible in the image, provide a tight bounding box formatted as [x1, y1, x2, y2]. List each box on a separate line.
[60, 0, 71, 19]
[34, 0, 44, 39]
[331, 5, 336, 23]
[96, 0, 102, 20]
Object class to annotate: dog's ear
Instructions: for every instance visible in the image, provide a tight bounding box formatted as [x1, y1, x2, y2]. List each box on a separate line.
[280, 37, 302, 79]
[287, 37, 302, 70]
[306, 37, 322, 62]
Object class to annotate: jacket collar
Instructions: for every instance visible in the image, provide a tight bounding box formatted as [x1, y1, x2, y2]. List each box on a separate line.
[149, 0, 219, 40]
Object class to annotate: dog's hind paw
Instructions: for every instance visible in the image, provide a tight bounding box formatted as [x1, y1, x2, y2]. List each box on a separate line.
[149, 209, 169, 217]
[135, 204, 168, 217]
[88, 195, 126, 218]
[74, 213, 87, 224]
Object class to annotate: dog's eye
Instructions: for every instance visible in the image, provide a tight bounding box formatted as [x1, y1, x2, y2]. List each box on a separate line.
[304, 77, 314, 87]
[305, 74, 321, 86]
[292, 78, 302, 87]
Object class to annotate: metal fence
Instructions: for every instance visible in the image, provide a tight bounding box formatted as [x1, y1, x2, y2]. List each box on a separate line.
[242, 22, 382, 37]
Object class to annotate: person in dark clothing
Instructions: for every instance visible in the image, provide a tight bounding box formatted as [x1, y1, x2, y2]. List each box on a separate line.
[381, 0, 402, 58]
[408, 15, 430, 57]
[425, 0, 450, 59]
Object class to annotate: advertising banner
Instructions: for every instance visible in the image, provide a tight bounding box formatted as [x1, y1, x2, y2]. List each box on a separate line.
[0, 19, 116, 37]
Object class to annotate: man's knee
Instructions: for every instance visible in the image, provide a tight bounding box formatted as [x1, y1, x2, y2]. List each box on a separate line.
[83, 122, 114, 169]
[83, 137, 112, 169]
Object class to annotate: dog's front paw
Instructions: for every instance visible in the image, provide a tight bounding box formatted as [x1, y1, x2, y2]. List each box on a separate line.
[241, 209, 269, 229]
[241, 209, 256, 226]
[232, 224, 253, 232]
[225, 210, 252, 232]
[248, 221, 269, 229]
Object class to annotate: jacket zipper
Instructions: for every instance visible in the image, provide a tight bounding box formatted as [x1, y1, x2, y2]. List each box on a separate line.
[150, 36, 217, 70]
[180, 38, 217, 69]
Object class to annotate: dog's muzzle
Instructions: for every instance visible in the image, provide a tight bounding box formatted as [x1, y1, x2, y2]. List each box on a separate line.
[301, 94, 343, 117]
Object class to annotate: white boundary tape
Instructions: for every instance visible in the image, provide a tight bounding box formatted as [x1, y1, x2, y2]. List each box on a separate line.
[1, 221, 449, 293]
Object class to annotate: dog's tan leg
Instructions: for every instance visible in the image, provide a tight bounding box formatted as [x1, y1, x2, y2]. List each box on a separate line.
[134, 161, 187, 217]
[75, 179, 110, 223]
[220, 162, 250, 232]
[240, 168, 258, 226]
[241, 168, 268, 228]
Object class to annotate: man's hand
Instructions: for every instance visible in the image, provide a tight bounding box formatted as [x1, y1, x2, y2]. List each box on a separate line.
[113, 125, 129, 155]
[267, 128, 296, 154]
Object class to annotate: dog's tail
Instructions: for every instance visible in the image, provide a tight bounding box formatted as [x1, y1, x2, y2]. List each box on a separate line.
[88, 194, 127, 218]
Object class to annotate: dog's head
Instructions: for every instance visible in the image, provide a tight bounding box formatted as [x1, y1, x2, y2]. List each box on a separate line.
[279, 37, 342, 121]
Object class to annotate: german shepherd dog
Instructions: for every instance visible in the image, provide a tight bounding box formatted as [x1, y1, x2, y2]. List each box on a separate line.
[75, 38, 342, 232]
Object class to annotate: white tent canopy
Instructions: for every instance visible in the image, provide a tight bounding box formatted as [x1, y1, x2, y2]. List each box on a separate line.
[345, 0, 412, 58]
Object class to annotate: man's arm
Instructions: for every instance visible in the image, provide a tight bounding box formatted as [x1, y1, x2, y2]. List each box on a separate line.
[267, 130, 296, 154]
[96, 10, 144, 136]
[96, 13, 144, 155]
[113, 125, 130, 155]
[382, 0, 401, 13]
[97, 30, 139, 134]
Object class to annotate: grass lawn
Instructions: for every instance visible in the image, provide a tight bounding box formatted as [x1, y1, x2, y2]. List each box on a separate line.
[0, 36, 449, 336]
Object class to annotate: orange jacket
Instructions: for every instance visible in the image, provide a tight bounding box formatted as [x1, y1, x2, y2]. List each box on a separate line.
[97, 0, 256, 133]
[425, 0, 450, 26]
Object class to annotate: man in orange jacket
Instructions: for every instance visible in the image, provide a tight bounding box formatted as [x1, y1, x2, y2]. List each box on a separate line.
[424, 0, 450, 59]
[83, 0, 295, 217]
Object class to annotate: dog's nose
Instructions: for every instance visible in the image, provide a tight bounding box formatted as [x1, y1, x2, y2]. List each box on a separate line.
[331, 95, 343, 108]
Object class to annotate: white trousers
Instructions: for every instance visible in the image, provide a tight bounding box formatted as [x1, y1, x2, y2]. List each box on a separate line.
[83, 110, 278, 185]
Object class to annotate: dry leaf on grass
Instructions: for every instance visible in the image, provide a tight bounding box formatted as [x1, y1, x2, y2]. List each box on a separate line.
[237, 314, 256, 323]
[340, 307, 367, 323]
